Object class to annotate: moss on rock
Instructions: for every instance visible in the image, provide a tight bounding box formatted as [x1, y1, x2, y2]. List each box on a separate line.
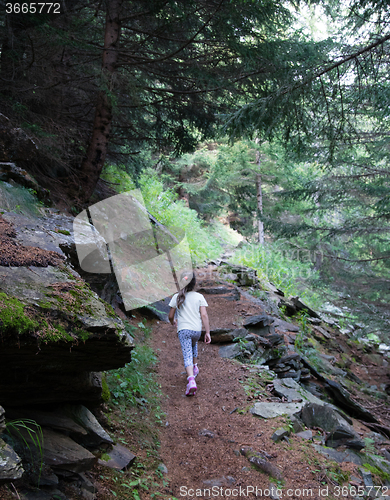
[0, 292, 39, 334]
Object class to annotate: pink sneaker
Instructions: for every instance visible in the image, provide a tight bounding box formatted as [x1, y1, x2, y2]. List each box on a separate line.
[193, 364, 199, 378]
[186, 376, 197, 396]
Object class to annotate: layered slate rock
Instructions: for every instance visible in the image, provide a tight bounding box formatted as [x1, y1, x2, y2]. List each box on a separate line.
[280, 296, 321, 318]
[243, 314, 270, 329]
[37, 429, 97, 474]
[268, 354, 304, 381]
[251, 378, 327, 418]
[7, 423, 96, 475]
[272, 378, 325, 405]
[5, 408, 88, 438]
[313, 445, 363, 465]
[300, 403, 365, 450]
[63, 405, 113, 449]
[272, 318, 300, 333]
[209, 327, 247, 343]
[219, 340, 256, 359]
[0, 215, 133, 406]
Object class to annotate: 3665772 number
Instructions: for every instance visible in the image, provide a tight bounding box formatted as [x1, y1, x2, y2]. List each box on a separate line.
[5, 3, 61, 14]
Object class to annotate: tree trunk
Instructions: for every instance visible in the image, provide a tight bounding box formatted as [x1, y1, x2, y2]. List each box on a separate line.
[256, 152, 264, 245]
[1, 14, 28, 82]
[78, 0, 122, 203]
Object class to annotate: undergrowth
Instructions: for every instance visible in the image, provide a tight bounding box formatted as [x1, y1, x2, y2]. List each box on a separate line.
[230, 242, 322, 309]
[100, 165, 239, 265]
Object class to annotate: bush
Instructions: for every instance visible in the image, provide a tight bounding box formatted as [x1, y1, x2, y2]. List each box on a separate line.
[231, 241, 321, 306]
[139, 173, 226, 264]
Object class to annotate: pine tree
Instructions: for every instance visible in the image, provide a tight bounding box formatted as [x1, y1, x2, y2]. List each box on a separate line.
[0, 0, 317, 203]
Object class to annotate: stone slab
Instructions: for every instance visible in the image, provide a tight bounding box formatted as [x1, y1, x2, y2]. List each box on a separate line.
[98, 444, 136, 470]
[210, 328, 247, 343]
[272, 378, 326, 405]
[243, 314, 269, 328]
[14, 427, 97, 474]
[296, 430, 313, 440]
[219, 343, 242, 359]
[64, 405, 113, 447]
[251, 402, 304, 419]
[313, 444, 363, 465]
[272, 319, 300, 333]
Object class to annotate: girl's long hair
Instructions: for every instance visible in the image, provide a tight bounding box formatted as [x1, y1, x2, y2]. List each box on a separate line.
[177, 274, 196, 309]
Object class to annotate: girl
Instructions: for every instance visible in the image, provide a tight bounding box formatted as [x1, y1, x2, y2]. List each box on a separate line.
[168, 271, 211, 396]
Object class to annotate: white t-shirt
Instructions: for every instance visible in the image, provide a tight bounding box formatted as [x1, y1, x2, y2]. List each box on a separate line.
[169, 291, 208, 332]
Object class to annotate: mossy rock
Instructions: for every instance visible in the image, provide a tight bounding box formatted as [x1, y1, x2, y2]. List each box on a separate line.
[0, 264, 127, 345]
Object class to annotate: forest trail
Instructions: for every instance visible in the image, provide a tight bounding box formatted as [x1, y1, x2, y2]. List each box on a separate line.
[150, 268, 361, 500]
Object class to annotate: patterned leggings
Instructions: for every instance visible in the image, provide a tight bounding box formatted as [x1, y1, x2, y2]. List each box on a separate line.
[178, 329, 201, 368]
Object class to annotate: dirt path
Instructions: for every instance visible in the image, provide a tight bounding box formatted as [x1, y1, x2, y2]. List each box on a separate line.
[150, 271, 356, 499]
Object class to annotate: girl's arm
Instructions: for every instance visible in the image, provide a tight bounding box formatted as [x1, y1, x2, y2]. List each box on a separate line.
[200, 306, 211, 344]
[168, 307, 177, 327]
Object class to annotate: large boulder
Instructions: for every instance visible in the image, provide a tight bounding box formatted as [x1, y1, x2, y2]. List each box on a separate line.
[300, 403, 365, 449]
[0, 264, 133, 406]
[0, 211, 133, 406]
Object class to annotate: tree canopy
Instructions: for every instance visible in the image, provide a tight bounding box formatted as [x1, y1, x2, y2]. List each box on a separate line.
[2, 0, 390, 332]
[1, 0, 301, 202]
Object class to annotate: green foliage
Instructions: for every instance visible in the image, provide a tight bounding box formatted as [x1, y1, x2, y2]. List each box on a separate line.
[239, 372, 266, 399]
[231, 242, 321, 306]
[5, 419, 44, 485]
[39, 322, 74, 343]
[262, 149, 390, 337]
[99, 465, 172, 500]
[101, 374, 111, 403]
[107, 344, 158, 408]
[0, 0, 301, 199]
[363, 438, 376, 455]
[103, 321, 172, 498]
[0, 182, 42, 216]
[362, 463, 390, 481]
[162, 140, 281, 236]
[325, 464, 350, 485]
[100, 164, 136, 193]
[0, 288, 96, 344]
[139, 173, 227, 264]
[106, 321, 163, 418]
